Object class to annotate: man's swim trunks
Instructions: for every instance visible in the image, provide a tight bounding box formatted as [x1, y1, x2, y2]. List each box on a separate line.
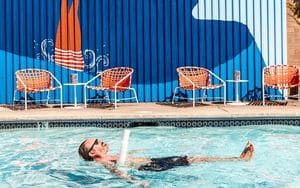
[138, 156, 190, 171]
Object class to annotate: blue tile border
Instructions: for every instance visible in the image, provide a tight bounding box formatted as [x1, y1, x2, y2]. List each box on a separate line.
[0, 117, 299, 130]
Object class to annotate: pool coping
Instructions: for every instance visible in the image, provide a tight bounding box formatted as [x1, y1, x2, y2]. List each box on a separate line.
[0, 102, 299, 129]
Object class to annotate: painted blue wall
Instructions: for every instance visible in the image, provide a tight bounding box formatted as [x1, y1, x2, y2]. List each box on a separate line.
[0, 0, 287, 104]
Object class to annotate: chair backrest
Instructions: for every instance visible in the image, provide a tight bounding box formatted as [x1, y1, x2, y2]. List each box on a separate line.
[16, 69, 52, 92]
[264, 65, 300, 89]
[177, 66, 209, 90]
[101, 67, 133, 91]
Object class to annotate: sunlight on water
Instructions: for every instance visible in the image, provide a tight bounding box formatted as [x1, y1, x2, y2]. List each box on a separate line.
[0, 125, 300, 187]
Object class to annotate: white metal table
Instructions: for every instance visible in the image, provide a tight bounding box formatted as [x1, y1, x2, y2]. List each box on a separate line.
[226, 80, 249, 105]
[64, 83, 85, 108]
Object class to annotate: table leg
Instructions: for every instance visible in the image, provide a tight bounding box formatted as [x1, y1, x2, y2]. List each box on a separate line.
[235, 81, 239, 103]
[74, 85, 77, 108]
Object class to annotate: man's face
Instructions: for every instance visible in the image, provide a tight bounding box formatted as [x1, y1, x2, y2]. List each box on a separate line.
[85, 138, 109, 158]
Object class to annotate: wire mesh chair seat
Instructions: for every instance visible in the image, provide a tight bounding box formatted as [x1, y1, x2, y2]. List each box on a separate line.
[84, 67, 138, 108]
[262, 65, 300, 105]
[14, 69, 63, 110]
[172, 66, 226, 107]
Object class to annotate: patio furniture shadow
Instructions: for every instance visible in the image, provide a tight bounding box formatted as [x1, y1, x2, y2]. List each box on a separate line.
[4, 104, 51, 111]
[85, 103, 114, 109]
[248, 101, 288, 106]
[156, 102, 221, 108]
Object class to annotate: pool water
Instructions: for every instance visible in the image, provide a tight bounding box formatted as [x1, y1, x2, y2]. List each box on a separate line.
[0, 125, 300, 187]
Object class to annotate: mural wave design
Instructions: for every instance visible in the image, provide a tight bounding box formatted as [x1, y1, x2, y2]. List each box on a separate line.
[34, 39, 109, 73]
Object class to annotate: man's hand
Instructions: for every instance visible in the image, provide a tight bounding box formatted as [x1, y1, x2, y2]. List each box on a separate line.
[132, 180, 149, 188]
[128, 149, 145, 155]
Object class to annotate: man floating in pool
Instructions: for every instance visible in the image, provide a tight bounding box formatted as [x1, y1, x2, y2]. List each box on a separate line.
[78, 139, 254, 185]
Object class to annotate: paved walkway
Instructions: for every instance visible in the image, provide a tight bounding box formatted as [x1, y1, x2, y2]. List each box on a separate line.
[0, 101, 299, 121]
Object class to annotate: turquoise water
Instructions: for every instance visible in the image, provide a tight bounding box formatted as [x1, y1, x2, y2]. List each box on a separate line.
[0, 125, 300, 187]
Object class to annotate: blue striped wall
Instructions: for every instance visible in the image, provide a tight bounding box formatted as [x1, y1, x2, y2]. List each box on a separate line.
[0, 0, 287, 104]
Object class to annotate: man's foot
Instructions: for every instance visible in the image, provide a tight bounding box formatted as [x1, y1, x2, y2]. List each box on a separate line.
[239, 141, 254, 161]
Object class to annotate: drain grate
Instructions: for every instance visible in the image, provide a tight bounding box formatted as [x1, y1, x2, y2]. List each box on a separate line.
[129, 121, 159, 127]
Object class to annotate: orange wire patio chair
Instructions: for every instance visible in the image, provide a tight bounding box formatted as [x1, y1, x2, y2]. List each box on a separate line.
[172, 66, 226, 107]
[84, 67, 138, 108]
[13, 69, 63, 110]
[262, 64, 300, 105]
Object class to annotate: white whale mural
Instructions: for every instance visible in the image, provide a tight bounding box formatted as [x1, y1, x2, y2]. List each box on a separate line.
[192, 0, 287, 66]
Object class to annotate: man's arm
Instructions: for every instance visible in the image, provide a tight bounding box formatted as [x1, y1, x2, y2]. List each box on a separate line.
[103, 163, 137, 181]
[103, 163, 149, 187]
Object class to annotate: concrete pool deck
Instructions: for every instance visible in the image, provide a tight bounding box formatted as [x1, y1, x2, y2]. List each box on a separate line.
[0, 101, 299, 122]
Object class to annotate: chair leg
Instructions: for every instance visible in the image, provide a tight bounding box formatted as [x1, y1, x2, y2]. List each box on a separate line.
[262, 86, 265, 106]
[172, 87, 179, 104]
[25, 90, 27, 110]
[201, 89, 207, 103]
[114, 89, 117, 109]
[104, 90, 111, 103]
[192, 88, 195, 108]
[13, 90, 17, 110]
[223, 84, 226, 106]
[262, 73, 265, 106]
[46, 91, 50, 105]
[283, 88, 288, 101]
[298, 86, 300, 101]
[131, 88, 139, 103]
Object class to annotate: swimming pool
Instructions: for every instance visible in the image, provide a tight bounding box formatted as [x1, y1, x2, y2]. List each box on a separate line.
[0, 125, 300, 187]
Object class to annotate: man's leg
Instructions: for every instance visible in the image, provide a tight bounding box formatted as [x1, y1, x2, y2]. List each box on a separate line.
[187, 141, 254, 163]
